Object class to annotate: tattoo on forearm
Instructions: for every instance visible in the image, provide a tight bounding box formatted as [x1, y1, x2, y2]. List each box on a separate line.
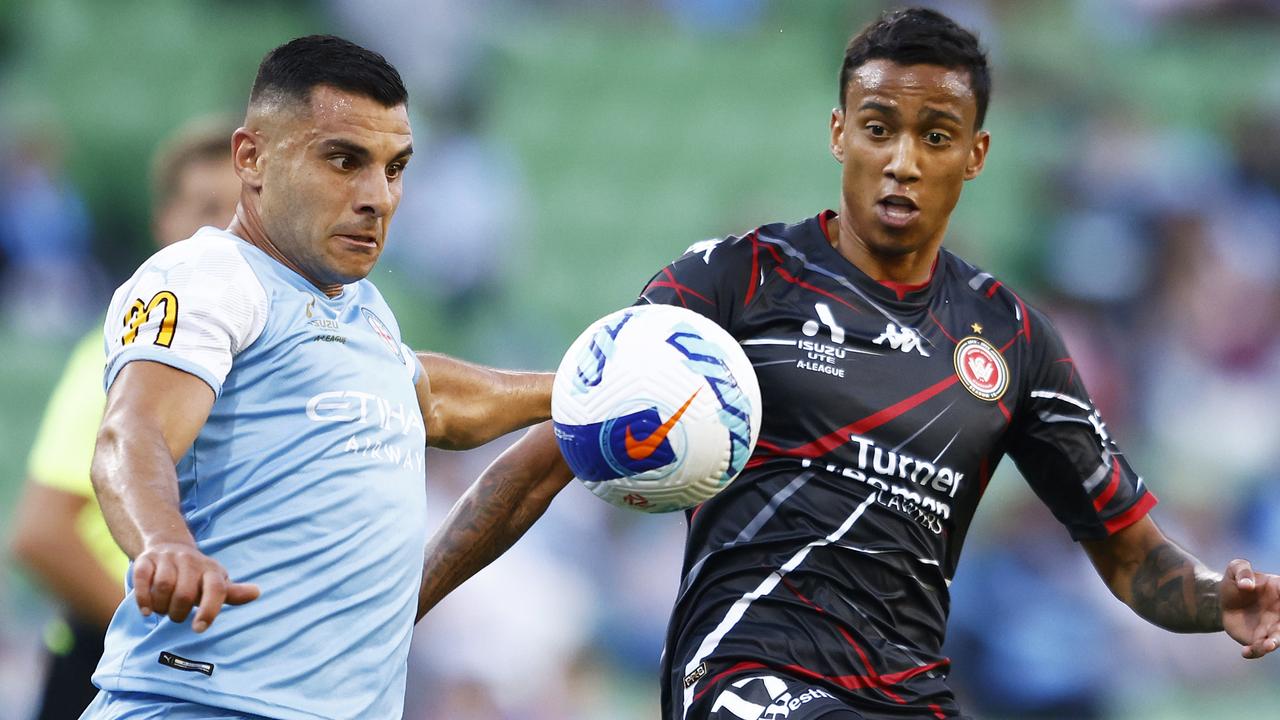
[1131, 543, 1223, 633]
[418, 461, 549, 619]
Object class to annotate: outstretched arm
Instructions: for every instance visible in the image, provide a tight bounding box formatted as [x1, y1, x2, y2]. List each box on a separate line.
[417, 422, 573, 621]
[415, 351, 552, 451]
[1083, 515, 1280, 659]
[92, 361, 260, 632]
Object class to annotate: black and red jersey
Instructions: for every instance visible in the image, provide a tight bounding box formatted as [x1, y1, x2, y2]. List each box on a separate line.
[638, 211, 1156, 720]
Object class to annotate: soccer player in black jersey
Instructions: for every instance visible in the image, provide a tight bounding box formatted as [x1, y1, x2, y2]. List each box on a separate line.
[416, 8, 1280, 719]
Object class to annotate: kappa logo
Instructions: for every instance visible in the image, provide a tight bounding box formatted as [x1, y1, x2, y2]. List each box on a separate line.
[624, 389, 699, 460]
[873, 323, 930, 357]
[954, 335, 1008, 401]
[361, 308, 406, 365]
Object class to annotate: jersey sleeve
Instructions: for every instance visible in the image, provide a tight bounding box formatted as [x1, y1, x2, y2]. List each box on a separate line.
[636, 235, 759, 330]
[27, 331, 106, 497]
[1005, 306, 1157, 541]
[103, 238, 269, 396]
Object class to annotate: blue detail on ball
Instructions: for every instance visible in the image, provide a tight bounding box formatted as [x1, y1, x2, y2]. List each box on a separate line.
[665, 325, 753, 484]
[571, 311, 634, 394]
[553, 407, 678, 482]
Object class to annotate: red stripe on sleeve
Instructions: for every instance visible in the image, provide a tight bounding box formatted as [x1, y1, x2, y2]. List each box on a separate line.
[1104, 491, 1158, 535]
[1092, 460, 1122, 512]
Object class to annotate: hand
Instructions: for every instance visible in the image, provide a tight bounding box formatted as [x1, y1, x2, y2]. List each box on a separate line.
[1221, 559, 1280, 659]
[132, 542, 260, 633]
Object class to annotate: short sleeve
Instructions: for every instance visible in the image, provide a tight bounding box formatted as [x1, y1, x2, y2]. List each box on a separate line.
[103, 235, 269, 396]
[636, 235, 759, 330]
[27, 331, 106, 497]
[404, 343, 422, 384]
[1006, 306, 1157, 540]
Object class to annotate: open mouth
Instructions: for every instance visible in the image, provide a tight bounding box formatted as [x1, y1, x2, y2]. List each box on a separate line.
[876, 195, 920, 228]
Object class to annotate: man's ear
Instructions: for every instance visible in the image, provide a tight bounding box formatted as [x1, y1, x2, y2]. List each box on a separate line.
[232, 127, 265, 190]
[964, 130, 990, 181]
[830, 107, 846, 164]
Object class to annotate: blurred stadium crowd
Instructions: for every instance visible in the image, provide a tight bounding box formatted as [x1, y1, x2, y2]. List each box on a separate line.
[3, 0, 1280, 718]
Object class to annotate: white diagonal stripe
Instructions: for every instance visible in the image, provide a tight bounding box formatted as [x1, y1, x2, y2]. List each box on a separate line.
[680, 491, 879, 718]
[740, 338, 797, 346]
[1030, 390, 1091, 411]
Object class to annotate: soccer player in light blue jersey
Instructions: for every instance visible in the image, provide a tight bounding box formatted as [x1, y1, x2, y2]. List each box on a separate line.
[82, 36, 552, 719]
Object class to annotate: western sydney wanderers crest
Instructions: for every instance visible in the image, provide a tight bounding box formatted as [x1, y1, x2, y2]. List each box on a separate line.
[361, 307, 406, 364]
[953, 335, 1008, 401]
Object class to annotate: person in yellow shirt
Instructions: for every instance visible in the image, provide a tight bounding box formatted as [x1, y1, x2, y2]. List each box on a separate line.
[8, 117, 239, 720]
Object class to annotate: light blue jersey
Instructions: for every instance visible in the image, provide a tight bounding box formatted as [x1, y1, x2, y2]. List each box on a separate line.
[92, 228, 427, 719]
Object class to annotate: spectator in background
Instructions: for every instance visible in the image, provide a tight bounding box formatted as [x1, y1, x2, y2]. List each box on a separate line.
[7, 116, 238, 720]
[0, 122, 97, 338]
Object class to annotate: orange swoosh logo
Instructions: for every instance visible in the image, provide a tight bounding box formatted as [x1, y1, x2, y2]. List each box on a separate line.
[625, 389, 700, 461]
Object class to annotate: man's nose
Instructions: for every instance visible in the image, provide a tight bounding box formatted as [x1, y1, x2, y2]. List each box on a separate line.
[354, 169, 394, 218]
[884, 136, 922, 184]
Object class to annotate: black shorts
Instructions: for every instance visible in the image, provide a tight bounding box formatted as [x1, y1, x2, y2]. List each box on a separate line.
[695, 672, 865, 720]
[34, 617, 105, 720]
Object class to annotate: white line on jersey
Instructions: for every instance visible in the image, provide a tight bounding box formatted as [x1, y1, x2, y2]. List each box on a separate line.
[893, 400, 957, 453]
[751, 359, 796, 368]
[1082, 458, 1112, 493]
[740, 338, 797, 346]
[829, 542, 940, 566]
[680, 491, 880, 719]
[1029, 390, 1091, 411]
[676, 472, 816, 603]
[933, 430, 960, 465]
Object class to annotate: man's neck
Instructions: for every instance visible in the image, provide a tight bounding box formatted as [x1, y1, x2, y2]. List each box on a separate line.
[227, 203, 343, 298]
[827, 211, 942, 286]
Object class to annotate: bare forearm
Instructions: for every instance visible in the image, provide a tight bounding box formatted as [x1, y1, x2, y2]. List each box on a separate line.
[417, 351, 552, 450]
[91, 423, 195, 559]
[1130, 541, 1223, 633]
[1085, 516, 1224, 634]
[417, 468, 555, 619]
[10, 484, 125, 627]
[417, 423, 572, 620]
[14, 537, 123, 627]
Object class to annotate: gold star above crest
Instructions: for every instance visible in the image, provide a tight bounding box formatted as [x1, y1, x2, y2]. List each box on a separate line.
[971, 322, 983, 334]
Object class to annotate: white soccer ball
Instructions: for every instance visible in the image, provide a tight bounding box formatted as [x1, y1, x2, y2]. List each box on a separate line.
[551, 304, 762, 513]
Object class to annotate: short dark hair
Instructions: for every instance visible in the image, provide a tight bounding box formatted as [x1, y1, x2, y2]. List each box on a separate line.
[150, 116, 236, 211]
[249, 35, 407, 110]
[839, 7, 991, 128]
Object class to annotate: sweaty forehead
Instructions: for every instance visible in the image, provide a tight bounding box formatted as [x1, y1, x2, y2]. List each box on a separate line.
[301, 85, 412, 145]
[847, 60, 975, 116]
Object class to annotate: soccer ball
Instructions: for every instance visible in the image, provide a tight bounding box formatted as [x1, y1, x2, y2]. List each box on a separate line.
[551, 304, 762, 513]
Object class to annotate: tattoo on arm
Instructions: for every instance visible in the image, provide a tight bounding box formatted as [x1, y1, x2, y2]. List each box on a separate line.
[417, 459, 557, 621]
[1131, 542, 1223, 633]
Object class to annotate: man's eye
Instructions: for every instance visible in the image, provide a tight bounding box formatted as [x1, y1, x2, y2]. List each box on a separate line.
[925, 132, 950, 145]
[386, 162, 405, 180]
[867, 124, 888, 137]
[328, 155, 355, 171]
